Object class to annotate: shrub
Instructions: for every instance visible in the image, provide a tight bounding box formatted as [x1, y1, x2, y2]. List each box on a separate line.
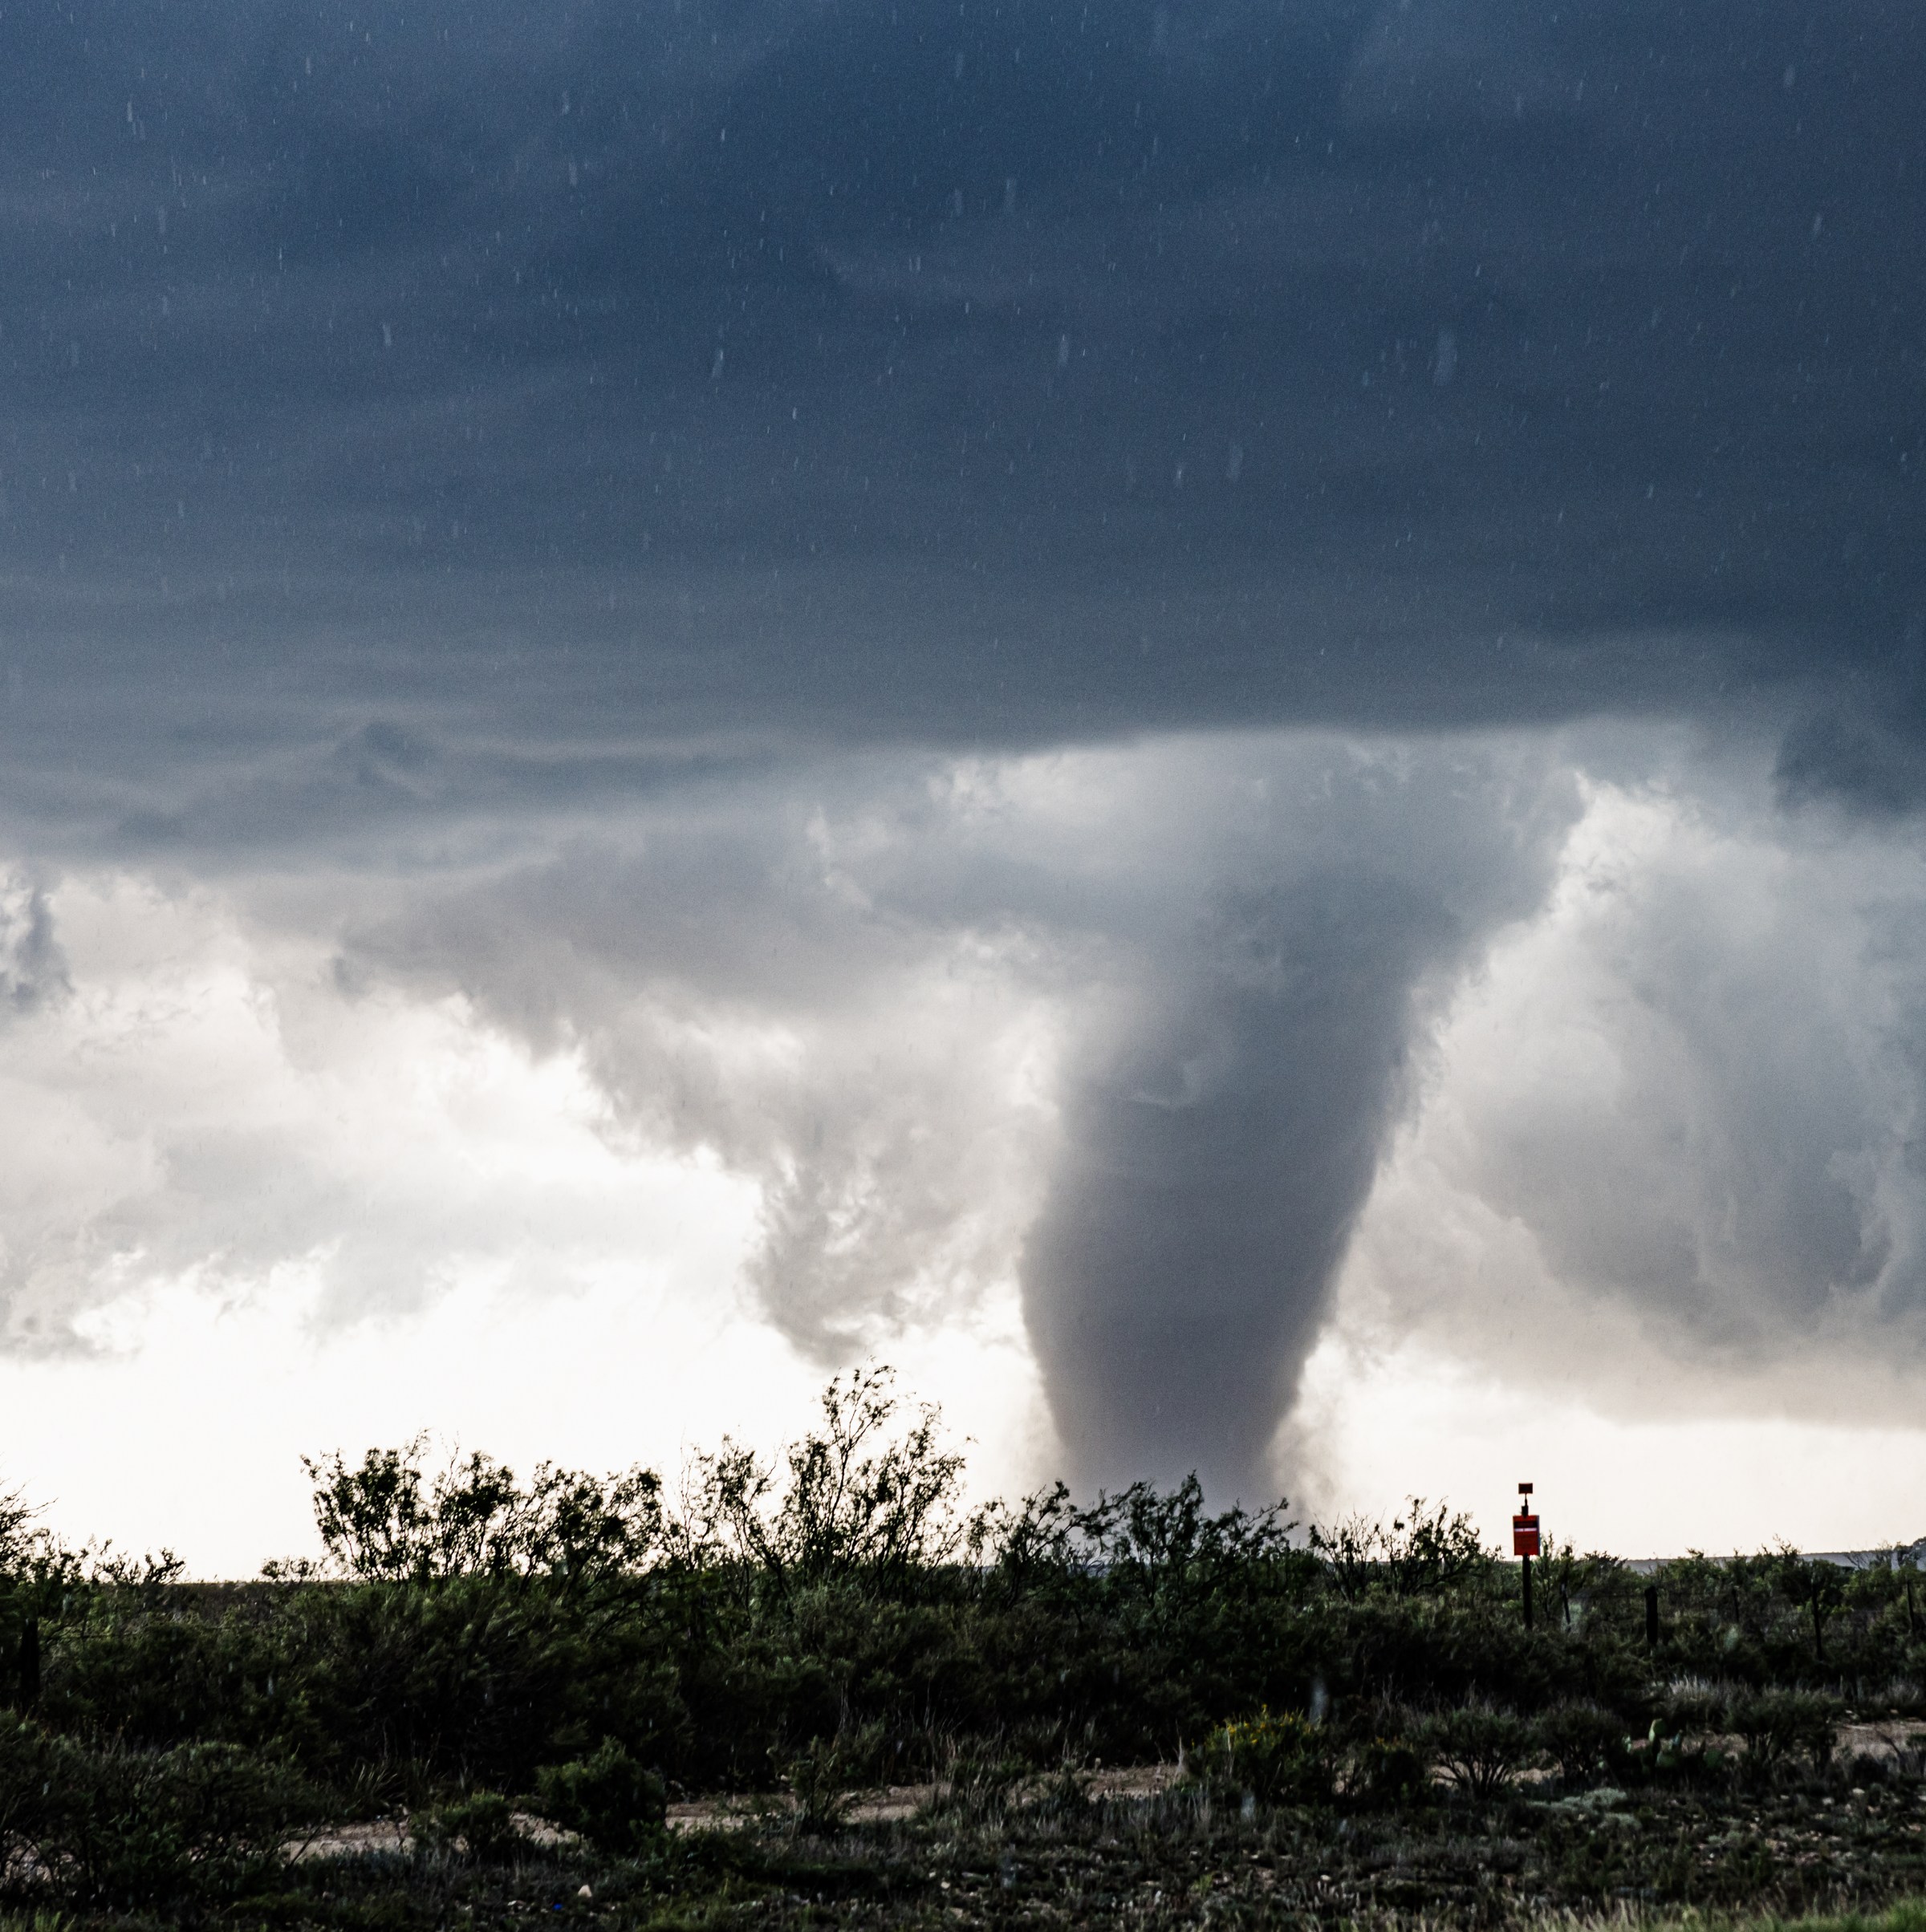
[8, 1371, 1920, 1840]
[1535, 1701, 1629, 1787]
[419, 1789, 525, 1861]
[778, 1730, 884, 1834]
[1347, 1735, 1428, 1808]
[1659, 1682, 1727, 1736]
[1310, 1501, 1489, 1601]
[1420, 1703, 1533, 1800]
[0, 1713, 55, 1845]
[1198, 1708, 1335, 1805]
[0, 1722, 308, 1906]
[534, 1739, 668, 1855]
[1725, 1688, 1841, 1775]
[676, 1367, 969, 1592]
[303, 1442, 662, 1585]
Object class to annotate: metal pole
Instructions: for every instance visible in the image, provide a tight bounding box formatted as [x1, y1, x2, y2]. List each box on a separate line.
[1513, 1481, 1538, 1630]
[1644, 1584, 1659, 1646]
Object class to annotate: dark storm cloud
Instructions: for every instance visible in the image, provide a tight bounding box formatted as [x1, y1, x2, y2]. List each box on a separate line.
[2, 0, 1923, 1484]
[0, 0, 1920, 802]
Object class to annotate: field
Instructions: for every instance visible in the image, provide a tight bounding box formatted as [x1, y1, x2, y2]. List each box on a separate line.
[2, 1369, 1925, 1928]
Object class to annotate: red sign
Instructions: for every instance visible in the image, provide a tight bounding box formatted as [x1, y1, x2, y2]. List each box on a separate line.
[1512, 1513, 1540, 1557]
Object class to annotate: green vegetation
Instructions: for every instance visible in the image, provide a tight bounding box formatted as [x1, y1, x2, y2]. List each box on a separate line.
[4, 1366, 1926, 1926]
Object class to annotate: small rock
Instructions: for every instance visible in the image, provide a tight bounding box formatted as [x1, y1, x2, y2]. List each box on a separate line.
[577, 1883, 592, 1899]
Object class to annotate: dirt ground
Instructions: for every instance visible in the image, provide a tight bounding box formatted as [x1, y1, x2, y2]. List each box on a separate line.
[284, 1764, 1190, 1857]
[282, 1721, 1926, 1861]
[663, 1760, 1187, 1833]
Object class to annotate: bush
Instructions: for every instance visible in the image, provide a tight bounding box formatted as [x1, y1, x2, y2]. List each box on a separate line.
[419, 1789, 525, 1861]
[534, 1739, 668, 1855]
[778, 1731, 881, 1834]
[1535, 1701, 1628, 1787]
[0, 1713, 55, 1845]
[1197, 1708, 1335, 1805]
[1347, 1735, 1428, 1808]
[1726, 1688, 1841, 1776]
[1420, 1703, 1533, 1800]
[1310, 1501, 1489, 1601]
[4, 1371, 1912, 1840]
[0, 1719, 308, 1906]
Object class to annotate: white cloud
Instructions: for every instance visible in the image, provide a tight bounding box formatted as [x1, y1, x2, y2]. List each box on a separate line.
[1318, 754, 1926, 1512]
[0, 869, 766, 1348]
[0, 861, 1054, 1573]
[10, 730, 1926, 1568]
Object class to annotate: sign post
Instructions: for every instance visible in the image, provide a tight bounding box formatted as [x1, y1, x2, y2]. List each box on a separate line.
[1512, 1483, 1540, 1631]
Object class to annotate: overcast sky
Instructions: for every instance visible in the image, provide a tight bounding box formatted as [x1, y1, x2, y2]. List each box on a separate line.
[2, 0, 1925, 1571]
